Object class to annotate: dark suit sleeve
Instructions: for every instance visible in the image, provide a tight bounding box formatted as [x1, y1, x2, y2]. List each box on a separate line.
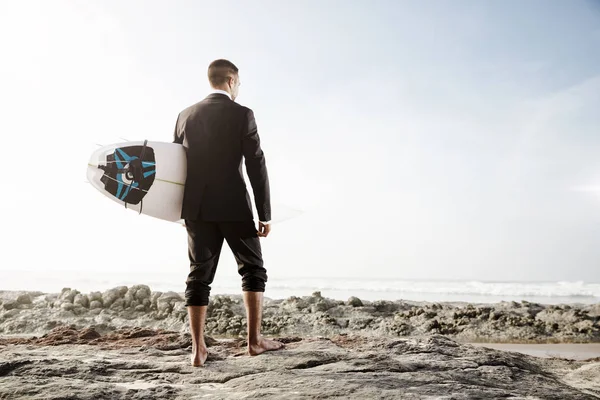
[242, 109, 271, 222]
[173, 114, 183, 144]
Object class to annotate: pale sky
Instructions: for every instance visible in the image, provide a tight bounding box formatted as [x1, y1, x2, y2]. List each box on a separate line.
[1, 0, 599, 285]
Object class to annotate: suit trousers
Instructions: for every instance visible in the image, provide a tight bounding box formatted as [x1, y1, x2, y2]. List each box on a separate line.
[184, 219, 267, 306]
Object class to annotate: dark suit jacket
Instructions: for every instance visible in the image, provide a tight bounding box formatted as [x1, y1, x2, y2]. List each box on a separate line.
[173, 93, 271, 222]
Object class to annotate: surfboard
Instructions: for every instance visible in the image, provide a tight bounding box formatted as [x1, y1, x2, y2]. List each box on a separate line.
[87, 141, 186, 223]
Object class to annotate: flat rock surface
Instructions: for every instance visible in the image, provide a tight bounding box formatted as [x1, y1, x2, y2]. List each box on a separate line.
[1, 327, 599, 399]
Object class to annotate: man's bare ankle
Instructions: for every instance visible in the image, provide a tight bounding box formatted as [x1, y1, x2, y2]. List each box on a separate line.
[247, 335, 261, 345]
[193, 344, 208, 352]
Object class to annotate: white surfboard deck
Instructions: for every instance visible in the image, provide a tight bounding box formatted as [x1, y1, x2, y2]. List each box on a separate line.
[87, 141, 186, 223]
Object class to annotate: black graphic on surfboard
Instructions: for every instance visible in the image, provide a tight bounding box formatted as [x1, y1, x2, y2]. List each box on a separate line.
[99, 145, 156, 205]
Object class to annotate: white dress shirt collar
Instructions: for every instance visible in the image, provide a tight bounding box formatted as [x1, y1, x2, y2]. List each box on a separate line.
[209, 89, 232, 100]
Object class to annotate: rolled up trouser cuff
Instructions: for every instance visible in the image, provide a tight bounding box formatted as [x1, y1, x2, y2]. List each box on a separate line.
[185, 298, 209, 307]
[185, 281, 210, 306]
[242, 276, 266, 292]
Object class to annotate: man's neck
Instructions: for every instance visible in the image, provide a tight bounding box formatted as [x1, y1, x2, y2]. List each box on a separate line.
[209, 88, 232, 100]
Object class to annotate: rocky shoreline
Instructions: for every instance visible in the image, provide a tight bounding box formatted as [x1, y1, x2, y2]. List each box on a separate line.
[1, 286, 599, 343]
[1, 286, 600, 399]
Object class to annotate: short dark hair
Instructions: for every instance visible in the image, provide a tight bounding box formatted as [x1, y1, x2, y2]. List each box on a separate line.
[207, 59, 239, 87]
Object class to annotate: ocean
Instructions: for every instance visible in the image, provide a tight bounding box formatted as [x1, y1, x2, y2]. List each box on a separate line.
[2, 269, 599, 305]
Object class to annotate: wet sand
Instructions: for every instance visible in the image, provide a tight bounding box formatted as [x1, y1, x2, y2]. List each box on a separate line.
[470, 343, 600, 361]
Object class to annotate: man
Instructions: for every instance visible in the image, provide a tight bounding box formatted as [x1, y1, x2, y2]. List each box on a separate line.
[173, 59, 284, 367]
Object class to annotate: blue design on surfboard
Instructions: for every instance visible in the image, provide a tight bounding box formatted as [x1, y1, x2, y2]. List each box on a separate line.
[98, 144, 156, 205]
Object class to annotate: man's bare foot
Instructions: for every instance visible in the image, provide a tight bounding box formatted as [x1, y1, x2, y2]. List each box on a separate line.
[191, 346, 208, 367]
[248, 337, 285, 356]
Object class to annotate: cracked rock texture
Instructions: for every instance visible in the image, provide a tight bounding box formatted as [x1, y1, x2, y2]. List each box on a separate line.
[1, 328, 599, 399]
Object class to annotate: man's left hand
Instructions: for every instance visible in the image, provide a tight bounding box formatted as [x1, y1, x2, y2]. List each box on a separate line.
[257, 222, 271, 237]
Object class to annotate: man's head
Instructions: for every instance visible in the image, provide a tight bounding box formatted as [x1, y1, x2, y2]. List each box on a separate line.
[208, 59, 240, 100]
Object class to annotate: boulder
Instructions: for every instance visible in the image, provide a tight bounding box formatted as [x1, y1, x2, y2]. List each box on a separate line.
[346, 296, 363, 307]
[59, 289, 80, 304]
[88, 291, 103, 303]
[16, 294, 32, 305]
[2, 301, 17, 311]
[73, 294, 89, 308]
[89, 301, 103, 310]
[102, 287, 127, 308]
[156, 291, 183, 314]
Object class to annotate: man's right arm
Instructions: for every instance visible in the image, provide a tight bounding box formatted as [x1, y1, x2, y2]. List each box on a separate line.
[242, 108, 271, 225]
